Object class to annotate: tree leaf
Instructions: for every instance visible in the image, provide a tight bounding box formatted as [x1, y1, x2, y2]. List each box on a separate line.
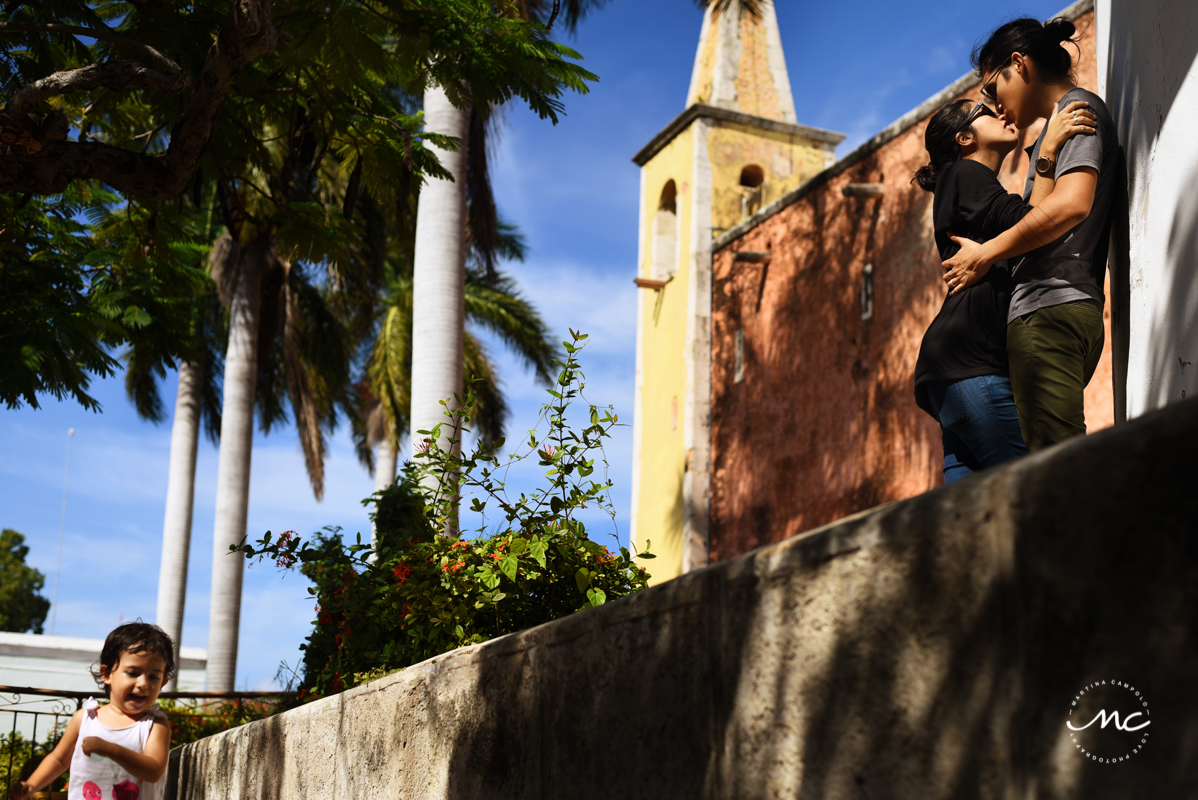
[529, 539, 547, 568]
[500, 554, 519, 581]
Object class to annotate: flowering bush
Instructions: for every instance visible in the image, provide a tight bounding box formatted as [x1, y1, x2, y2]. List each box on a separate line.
[238, 331, 654, 695]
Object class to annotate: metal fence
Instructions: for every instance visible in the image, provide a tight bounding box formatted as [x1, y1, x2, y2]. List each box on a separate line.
[1, 685, 295, 796]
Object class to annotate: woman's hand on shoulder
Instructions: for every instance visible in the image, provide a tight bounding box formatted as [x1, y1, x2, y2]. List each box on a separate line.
[942, 236, 993, 295]
[1042, 100, 1096, 158]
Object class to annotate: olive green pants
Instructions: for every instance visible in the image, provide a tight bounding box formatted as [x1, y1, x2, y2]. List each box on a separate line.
[1007, 299, 1105, 453]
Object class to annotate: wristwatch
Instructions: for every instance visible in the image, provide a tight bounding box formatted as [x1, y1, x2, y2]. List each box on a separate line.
[1035, 155, 1056, 177]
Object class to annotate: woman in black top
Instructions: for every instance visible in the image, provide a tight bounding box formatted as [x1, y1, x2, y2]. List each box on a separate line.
[913, 96, 1093, 482]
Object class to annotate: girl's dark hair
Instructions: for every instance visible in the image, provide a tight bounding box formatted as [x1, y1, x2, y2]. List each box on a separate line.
[972, 16, 1077, 83]
[912, 99, 975, 192]
[92, 621, 176, 692]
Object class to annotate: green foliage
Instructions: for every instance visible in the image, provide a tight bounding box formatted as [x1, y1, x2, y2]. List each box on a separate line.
[0, 188, 210, 412]
[0, 529, 51, 634]
[2, 0, 598, 414]
[0, 731, 67, 794]
[158, 698, 295, 749]
[237, 332, 653, 695]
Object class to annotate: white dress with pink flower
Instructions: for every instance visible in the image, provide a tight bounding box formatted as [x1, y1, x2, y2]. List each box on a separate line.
[67, 698, 165, 800]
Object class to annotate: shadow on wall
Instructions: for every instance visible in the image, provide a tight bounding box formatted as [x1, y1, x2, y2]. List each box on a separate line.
[167, 401, 1198, 798]
[1152, 165, 1198, 404]
[1104, 1, 1198, 414]
[439, 402, 1198, 798]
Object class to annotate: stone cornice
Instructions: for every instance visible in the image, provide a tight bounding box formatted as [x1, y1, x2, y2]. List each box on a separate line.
[632, 103, 846, 167]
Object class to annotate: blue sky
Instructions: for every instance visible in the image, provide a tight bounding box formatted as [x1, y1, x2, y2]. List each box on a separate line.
[1, 0, 1071, 690]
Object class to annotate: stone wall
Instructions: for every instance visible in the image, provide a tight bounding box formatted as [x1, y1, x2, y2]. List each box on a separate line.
[706, 2, 1115, 560]
[1097, 0, 1198, 417]
[168, 396, 1198, 799]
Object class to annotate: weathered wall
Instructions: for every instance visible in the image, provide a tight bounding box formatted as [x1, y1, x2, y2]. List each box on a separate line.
[707, 5, 1115, 560]
[169, 397, 1198, 800]
[631, 124, 695, 582]
[1096, 0, 1198, 417]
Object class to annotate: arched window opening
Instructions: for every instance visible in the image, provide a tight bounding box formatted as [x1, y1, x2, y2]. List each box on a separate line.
[652, 180, 678, 281]
[739, 165, 765, 188]
[739, 165, 766, 220]
[659, 180, 677, 213]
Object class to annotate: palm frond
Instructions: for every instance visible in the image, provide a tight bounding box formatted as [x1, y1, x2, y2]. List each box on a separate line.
[462, 332, 508, 447]
[697, 0, 765, 20]
[365, 284, 413, 457]
[464, 270, 560, 384]
[515, 0, 614, 33]
[282, 263, 328, 501]
[123, 345, 169, 424]
[466, 105, 501, 282]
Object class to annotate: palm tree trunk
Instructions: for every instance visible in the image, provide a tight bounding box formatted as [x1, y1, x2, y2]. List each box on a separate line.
[370, 437, 398, 553]
[206, 237, 266, 691]
[375, 438, 398, 495]
[409, 86, 468, 499]
[155, 360, 202, 691]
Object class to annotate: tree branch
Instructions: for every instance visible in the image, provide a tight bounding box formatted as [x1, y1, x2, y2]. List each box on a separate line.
[0, 21, 183, 73]
[5, 60, 193, 115]
[0, 0, 280, 199]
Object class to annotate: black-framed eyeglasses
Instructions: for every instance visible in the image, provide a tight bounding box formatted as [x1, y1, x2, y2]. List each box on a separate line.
[960, 101, 997, 131]
[979, 55, 1014, 102]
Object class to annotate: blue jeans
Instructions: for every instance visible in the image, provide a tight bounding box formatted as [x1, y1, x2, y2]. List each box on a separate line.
[926, 375, 1027, 484]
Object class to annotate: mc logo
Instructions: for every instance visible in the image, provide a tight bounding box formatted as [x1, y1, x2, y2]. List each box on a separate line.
[1066, 708, 1151, 733]
[1066, 680, 1151, 764]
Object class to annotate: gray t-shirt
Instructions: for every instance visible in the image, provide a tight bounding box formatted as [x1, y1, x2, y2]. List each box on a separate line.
[1008, 87, 1118, 322]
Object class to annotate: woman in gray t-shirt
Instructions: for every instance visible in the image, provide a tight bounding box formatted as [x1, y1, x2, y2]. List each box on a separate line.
[942, 16, 1116, 453]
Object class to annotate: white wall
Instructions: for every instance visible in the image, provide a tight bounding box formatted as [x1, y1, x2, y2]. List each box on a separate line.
[1097, 0, 1198, 419]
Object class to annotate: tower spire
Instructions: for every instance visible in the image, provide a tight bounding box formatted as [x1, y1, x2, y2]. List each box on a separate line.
[686, 0, 797, 123]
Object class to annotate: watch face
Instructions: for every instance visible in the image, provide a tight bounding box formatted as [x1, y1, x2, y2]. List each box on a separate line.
[1036, 157, 1053, 175]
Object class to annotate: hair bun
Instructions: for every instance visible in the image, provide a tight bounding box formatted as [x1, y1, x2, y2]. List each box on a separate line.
[912, 163, 939, 193]
[1043, 17, 1076, 43]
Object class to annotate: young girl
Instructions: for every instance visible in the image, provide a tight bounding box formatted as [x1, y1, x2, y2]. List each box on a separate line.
[9, 622, 174, 800]
[912, 93, 1093, 482]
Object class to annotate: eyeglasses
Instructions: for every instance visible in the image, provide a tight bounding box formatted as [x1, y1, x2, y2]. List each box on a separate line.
[979, 55, 1014, 102]
[959, 100, 997, 131]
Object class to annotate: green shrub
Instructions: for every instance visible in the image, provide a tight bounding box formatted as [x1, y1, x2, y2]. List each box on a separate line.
[239, 331, 654, 696]
[158, 698, 294, 748]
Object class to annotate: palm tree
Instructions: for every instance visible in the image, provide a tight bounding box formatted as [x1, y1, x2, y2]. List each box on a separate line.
[197, 1, 598, 690]
[95, 190, 226, 690]
[129, 315, 224, 691]
[205, 228, 360, 690]
[406, 0, 611, 483]
[362, 223, 558, 512]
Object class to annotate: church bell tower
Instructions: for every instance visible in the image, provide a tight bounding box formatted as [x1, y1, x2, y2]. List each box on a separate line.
[629, 0, 844, 583]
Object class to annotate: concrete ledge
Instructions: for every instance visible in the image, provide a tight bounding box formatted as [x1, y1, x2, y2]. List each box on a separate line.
[169, 396, 1198, 799]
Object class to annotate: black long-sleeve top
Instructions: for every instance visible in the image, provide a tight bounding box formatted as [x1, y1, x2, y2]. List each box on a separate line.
[913, 159, 1032, 417]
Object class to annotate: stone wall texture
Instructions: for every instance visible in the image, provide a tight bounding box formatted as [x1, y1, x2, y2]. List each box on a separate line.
[707, 5, 1116, 561]
[168, 396, 1198, 799]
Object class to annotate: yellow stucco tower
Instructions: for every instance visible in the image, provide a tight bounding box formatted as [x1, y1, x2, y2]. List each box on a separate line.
[630, 0, 844, 583]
